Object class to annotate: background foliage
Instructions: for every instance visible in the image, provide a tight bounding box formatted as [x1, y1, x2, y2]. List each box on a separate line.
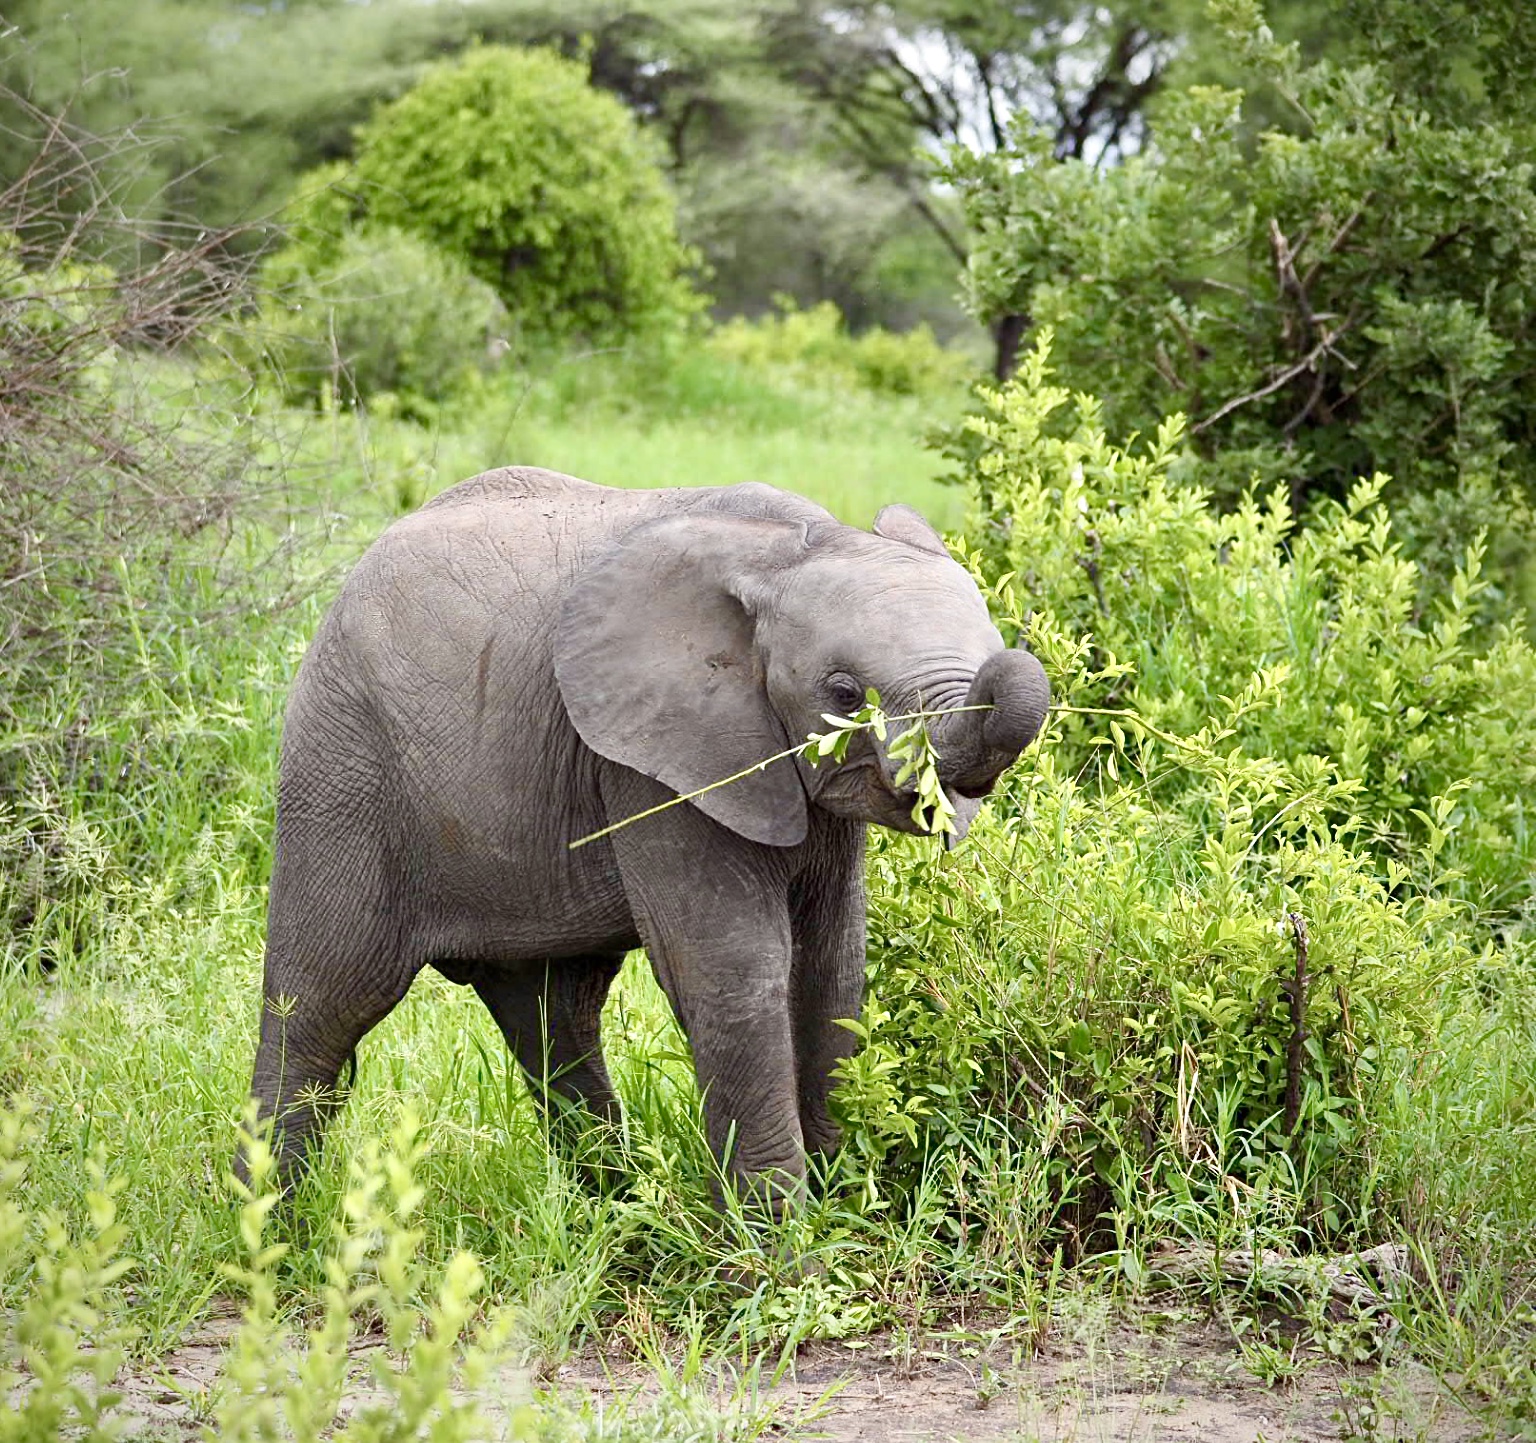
[346, 46, 699, 349]
[944, 0, 1536, 604]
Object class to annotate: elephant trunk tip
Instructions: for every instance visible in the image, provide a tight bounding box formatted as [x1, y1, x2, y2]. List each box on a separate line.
[936, 646, 1051, 792]
[980, 646, 1050, 754]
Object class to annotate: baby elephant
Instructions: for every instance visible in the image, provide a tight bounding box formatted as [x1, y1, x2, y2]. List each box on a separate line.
[247, 469, 1049, 1209]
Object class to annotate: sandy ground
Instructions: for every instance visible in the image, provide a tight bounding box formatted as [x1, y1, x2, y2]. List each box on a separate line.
[555, 1311, 1482, 1442]
[111, 1300, 1490, 1442]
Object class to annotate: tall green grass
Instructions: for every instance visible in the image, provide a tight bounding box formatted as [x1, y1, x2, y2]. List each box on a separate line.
[315, 344, 969, 531]
[0, 349, 978, 1385]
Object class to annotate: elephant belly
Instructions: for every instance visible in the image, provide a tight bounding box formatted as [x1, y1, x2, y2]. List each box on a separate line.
[416, 835, 639, 964]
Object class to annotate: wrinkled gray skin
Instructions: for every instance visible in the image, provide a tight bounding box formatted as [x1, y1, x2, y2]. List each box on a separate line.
[247, 468, 1049, 1208]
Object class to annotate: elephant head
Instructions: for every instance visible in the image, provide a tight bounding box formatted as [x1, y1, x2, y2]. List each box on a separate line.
[554, 487, 1049, 846]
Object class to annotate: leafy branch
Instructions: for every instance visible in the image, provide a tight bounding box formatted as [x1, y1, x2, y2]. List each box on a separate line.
[568, 694, 988, 849]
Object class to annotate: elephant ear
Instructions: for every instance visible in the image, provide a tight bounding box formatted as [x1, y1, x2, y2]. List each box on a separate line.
[555, 513, 810, 847]
[872, 503, 949, 557]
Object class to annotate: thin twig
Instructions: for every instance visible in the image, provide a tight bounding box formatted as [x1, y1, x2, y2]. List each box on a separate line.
[1050, 704, 1237, 753]
[1298, 203, 1368, 292]
[567, 705, 995, 849]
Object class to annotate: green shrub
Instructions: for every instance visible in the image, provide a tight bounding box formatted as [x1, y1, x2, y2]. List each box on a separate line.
[258, 160, 370, 285]
[0, 226, 261, 716]
[0, 1097, 533, 1441]
[0, 183, 297, 956]
[941, 3, 1536, 594]
[958, 335, 1536, 918]
[832, 332, 1532, 1251]
[352, 45, 700, 347]
[0, 1100, 131, 1441]
[256, 226, 506, 415]
[707, 299, 971, 398]
[836, 662, 1476, 1252]
[217, 1108, 529, 1442]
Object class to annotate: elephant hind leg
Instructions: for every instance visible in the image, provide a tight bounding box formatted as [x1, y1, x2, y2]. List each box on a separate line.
[473, 956, 628, 1191]
[245, 817, 419, 1193]
[245, 975, 414, 1190]
[472, 955, 624, 1124]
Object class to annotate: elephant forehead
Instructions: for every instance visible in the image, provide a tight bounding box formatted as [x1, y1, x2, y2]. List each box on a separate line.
[780, 545, 998, 638]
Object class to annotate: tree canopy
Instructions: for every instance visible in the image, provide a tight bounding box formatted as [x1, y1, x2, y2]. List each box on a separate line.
[345, 45, 699, 346]
[944, 0, 1536, 597]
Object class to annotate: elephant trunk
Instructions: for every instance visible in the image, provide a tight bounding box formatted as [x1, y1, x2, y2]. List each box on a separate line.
[934, 646, 1050, 792]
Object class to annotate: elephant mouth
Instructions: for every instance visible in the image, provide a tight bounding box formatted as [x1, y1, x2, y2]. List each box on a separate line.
[882, 769, 995, 842]
[809, 750, 997, 842]
[899, 781, 992, 839]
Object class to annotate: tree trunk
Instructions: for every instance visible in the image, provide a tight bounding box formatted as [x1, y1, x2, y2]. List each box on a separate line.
[992, 312, 1029, 381]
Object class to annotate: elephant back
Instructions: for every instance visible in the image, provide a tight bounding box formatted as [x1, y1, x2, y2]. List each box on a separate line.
[419, 465, 608, 512]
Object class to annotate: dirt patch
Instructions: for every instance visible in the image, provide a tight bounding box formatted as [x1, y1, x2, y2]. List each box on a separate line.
[553, 1312, 1481, 1443]
[114, 1304, 1485, 1441]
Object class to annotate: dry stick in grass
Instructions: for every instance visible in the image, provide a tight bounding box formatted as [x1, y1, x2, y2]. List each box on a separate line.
[1284, 911, 1310, 1140]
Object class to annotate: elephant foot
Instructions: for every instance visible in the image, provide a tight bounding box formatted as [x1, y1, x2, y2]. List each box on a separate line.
[545, 1110, 632, 1198]
[714, 1241, 829, 1299]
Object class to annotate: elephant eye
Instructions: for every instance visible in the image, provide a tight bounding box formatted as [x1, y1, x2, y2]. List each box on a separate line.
[825, 673, 865, 714]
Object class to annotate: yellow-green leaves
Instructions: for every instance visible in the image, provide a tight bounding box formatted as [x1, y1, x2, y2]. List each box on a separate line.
[0, 1099, 133, 1443]
[576, 691, 984, 847]
[886, 715, 956, 836]
[807, 689, 887, 763]
[216, 1107, 527, 1443]
[806, 691, 959, 836]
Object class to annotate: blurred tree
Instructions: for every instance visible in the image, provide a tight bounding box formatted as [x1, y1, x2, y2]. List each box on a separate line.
[0, 0, 974, 331]
[1336, 0, 1534, 125]
[759, 1, 1199, 375]
[254, 226, 507, 415]
[8, 0, 1394, 341]
[2, 5, 703, 239]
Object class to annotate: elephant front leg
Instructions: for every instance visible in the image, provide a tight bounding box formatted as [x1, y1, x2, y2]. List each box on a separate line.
[600, 769, 806, 1215]
[789, 816, 868, 1160]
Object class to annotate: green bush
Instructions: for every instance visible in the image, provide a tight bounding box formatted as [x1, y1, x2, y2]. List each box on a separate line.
[707, 299, 972, 398]
[256, 226, 505, 415]
[0, 1097, 531, 1442]
[839, 750, 1472, 1250]
[352, 45, 700, 347]
[258, 160, 368, 284]
[831, 333, 1532, 1249]
[0, 1100, 131, 1441]
[216, 1109, 529, 1442]
[960, 335, 1536, 918]
[941, 2, 1536, 595]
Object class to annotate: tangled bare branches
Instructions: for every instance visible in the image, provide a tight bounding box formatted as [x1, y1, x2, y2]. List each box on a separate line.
[0, 77, 302, 718]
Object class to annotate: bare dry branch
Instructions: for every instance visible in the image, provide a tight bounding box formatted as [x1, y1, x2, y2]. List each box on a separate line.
[0, 70, 318, 744]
